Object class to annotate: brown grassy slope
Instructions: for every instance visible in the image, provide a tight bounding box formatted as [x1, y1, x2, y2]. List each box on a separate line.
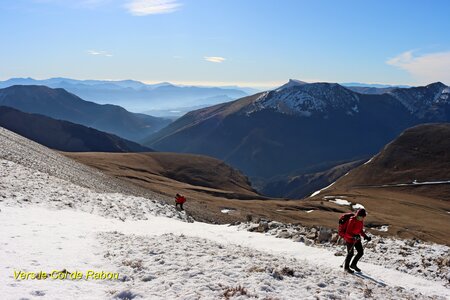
[64, 151, 346, 227]
[64, 152, 260, 197]
[331, 123, 450, 201]
[64, 152, 271, 223]
[65, 122, 450, 245]
[311, 123, 450, 244]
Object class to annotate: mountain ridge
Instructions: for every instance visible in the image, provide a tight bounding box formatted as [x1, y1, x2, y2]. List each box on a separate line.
[0, 85, 171, 142]
[0, 77, 249, 114]
[0, 106, 152, 152]
[146, 81, 450, 196]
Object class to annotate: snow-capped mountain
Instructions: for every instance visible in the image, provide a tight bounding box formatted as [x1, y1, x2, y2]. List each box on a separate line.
[388, 82, 450, 120]
[251, 82, 360, 116]
[146, 80, 450, 196]
[251, 81, 450, 119]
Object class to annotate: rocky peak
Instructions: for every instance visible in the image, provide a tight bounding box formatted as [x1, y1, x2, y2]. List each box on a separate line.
[248, 82, 359, 117]
[388, 82, 450, 119]
[276, 79, 308, 91]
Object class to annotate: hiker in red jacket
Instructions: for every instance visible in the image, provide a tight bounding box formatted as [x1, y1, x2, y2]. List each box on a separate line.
[175, 193, 186, 210]
[343, 208, 372, 273]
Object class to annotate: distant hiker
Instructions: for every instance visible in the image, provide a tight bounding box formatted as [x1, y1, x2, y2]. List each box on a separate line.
[342, 208, 371, 273]
[175, 193, 186, 210]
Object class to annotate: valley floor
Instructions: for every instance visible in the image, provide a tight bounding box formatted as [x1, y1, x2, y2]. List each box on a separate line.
[1, 158, 449, 299]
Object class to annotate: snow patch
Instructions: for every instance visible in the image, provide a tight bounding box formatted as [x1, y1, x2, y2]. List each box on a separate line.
[364, 157, 375, 165]
[0, 159, 191, 222]
[352, 203, 365, 210]
[375, 225, 389, 232]
[329, 199, 352, 206]
[309, 182, 335, 197]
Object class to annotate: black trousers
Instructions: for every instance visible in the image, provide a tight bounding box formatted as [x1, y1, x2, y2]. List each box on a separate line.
[175, 202, 184, 210]
[345, 240, 363, 268]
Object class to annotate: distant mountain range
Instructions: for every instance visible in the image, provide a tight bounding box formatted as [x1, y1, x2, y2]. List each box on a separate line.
[0, 78, 251, 115]
[0, 85, 171, 142]
[279, 79, 409, 95]
[0, 106, 151, 152]
[146, 81, 450, 197]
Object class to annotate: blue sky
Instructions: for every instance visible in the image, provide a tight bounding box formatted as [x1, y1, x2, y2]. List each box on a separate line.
[1, 0, 450, 89]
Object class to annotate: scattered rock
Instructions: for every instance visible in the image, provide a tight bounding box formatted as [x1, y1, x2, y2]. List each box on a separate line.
[306, 232, 316, 240]
[141, 274, 156, 282]
[304, 239, 314, 246]
[318, 228, 332, 243]
[330, 233, 339, 243]
[268, 221, 283, 229]
[277, 231, 293, 239]
[257, 221, 269, 232]
[293, 236, 305, 243]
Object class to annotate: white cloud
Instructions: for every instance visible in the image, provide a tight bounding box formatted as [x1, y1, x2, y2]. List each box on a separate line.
[387, 50, 450, 84]
[204, 56, 226, 63]
[87, 50, 113, 57]
[125, 0, 181, 16]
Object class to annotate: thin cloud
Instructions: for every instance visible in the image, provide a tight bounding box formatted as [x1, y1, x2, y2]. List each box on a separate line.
[125, 0, 181, 16]
[87, 50, 113, 57]
[387, 50, 450, 84]
[204, 56, 226, 63]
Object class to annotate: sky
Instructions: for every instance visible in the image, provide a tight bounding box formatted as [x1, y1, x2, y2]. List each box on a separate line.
[1, 0, 450, 89]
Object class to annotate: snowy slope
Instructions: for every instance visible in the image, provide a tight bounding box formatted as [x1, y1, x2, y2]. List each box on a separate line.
[249, 83, 359, 116]
[388, 82, 450, 119]
[1, 127, 449, 299]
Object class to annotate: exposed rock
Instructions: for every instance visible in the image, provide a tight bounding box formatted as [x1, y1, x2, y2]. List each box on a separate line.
[304, 239, 314, 246]
[306, 232, 317, 240]
[269, 221, 284, 229]
[330, 233, 339, 243]
[318, 228, 332, 243]
[258, 221, 269, 232]
[277, 231, 293, 239]
[293, 236, 305, 243]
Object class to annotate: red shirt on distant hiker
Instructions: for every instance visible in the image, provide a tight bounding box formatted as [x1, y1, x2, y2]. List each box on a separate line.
[175, 193, 186, 210]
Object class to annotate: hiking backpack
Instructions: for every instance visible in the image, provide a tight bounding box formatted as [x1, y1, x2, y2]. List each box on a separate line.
[338, 212, 354, 237]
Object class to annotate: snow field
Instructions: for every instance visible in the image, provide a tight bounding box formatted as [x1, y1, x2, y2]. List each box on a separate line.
[98, 231, 429, 300]
[0, 155, 449, 299]
[0, 159, 191, 222]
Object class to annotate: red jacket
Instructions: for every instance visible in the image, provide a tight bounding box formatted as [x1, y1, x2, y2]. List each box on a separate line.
[175, 195, 186, 204]
[344, 216, 367, 243]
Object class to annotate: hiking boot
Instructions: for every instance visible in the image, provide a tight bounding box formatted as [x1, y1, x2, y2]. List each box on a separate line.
[344, 267, 354, 274]
[350, 265, 361, 272]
